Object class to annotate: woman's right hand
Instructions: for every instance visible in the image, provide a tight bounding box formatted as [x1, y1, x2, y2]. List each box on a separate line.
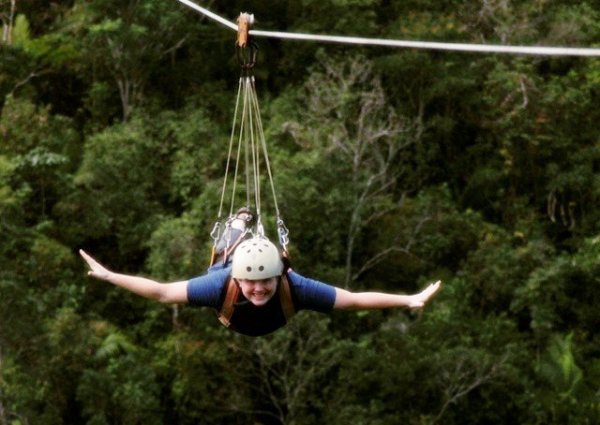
[79, 249, 112, 281]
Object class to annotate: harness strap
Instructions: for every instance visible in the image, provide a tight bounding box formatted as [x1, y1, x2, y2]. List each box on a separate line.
[209, 246, 216, 268]
[218, 277, 240, 328]
[279, 273, 295, 321]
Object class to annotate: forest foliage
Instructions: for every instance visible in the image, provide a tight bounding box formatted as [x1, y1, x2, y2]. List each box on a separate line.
[1, 1, 600, 424]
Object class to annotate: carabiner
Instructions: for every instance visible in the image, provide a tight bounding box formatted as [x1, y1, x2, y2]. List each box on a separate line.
[210, 221, 222, 245]
[236, 42, 258, 71]
[277, 218, 290, 251]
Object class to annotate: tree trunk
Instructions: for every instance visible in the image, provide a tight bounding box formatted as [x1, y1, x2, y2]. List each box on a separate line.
[1, 0, 17, 45]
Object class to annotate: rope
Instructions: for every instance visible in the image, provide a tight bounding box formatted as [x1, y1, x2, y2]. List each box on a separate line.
[249, 76, 280, 219]
[233, 77, 249, 214]
[217, 75, 283, 240]
[218, 77, 243, 221]
[211, 77, 244, 247]
[185, 2, 285, 247]
[175, 0, 600, 57]
[247, 78, 261, 217]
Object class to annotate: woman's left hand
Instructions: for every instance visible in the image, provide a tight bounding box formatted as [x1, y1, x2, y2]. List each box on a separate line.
[407, 280, 442, 309]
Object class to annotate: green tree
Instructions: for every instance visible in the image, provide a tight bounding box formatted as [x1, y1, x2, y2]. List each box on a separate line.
[67, 0, 193, 121]
[273, 54, 427, 287]
[66, 113, 171, 258]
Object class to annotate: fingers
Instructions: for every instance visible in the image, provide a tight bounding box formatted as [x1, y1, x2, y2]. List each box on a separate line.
[79, 249, 93, 264]
[427, 280, 442, 294]
[414, 280, 442, 308]
[80, 249, 101, 268]
[79, 249, 109, 279]
[421, 281, 441, 298]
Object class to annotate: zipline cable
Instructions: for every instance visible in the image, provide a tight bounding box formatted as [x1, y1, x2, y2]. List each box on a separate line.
[176, 0, 237, 31]
[250, 30, 600, 57]
[175, 0, 600, 57]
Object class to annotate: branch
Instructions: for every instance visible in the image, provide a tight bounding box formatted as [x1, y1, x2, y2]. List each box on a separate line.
[519, 74, 529, 109]
[404, 212, 432, 252]
[7, 67, 50, 97]
[361, 202, 401, 228]
[432, 353, 508, 424]
[352, 207, 431, 281]
[255, 349, 285, 421]
[162, 36, 188, 57]
[352, 246, 411, 281]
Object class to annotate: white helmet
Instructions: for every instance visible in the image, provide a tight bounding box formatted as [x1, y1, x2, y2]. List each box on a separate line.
[232, 236, 283, 280]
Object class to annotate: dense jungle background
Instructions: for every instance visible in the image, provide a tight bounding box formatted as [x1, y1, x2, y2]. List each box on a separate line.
[1, 1, 600, 424]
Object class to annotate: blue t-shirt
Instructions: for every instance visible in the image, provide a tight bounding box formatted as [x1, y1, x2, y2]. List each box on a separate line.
[187, 267, 337, 336]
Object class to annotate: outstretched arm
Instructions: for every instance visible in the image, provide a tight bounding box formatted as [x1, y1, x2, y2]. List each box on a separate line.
[333, 280, 441, 310]
[79, 249, 188, 304]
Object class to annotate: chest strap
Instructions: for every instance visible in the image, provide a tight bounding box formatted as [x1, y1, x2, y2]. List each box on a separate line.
[217, 274, 296, 328]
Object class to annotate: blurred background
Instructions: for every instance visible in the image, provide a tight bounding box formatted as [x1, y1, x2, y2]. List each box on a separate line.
[1, 1, 599, 424]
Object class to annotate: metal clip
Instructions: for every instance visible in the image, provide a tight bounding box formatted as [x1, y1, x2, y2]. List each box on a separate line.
[255, 216, 265, 237]
[210, 221, 222, 245]
[277, 218, 290, 250]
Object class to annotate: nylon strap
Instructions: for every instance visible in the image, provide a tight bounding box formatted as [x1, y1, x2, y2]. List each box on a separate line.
[279, 274, 296, 321]
[217, 277, 240, 328]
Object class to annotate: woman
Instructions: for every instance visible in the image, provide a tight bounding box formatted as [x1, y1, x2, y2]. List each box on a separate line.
[80, 236, 441, 337]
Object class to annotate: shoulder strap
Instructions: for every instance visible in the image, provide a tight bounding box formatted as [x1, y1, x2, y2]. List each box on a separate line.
[279, 273, 296, 321]
[217, 276, 240, 327]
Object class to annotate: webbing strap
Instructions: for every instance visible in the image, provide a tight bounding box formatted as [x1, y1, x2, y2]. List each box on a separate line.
[279, 274, 295, 321]
[218, 277, 240, 328]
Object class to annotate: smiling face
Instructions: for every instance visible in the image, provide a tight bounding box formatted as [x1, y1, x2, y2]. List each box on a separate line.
[237, 277, 279, 306]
